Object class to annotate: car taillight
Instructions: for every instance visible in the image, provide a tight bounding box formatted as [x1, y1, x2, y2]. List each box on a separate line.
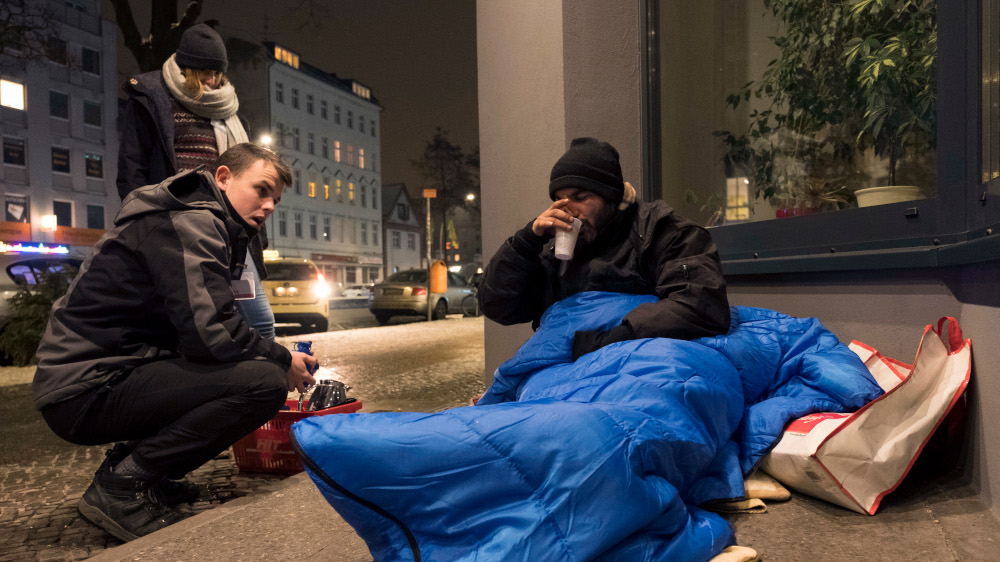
[412, 287, 427, 296]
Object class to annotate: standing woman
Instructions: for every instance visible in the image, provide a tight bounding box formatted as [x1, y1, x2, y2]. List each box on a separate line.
[117, 23, 276, 339]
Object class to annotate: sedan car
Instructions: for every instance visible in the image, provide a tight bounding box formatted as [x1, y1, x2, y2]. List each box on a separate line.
[262, 257, 331, 332]
[341, 285, 369, 298]
[369, 269, 475, 324]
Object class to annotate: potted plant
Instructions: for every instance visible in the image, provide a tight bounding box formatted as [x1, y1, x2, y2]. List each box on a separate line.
[844, 0, 936, 206]
[716, 0, 936, 209]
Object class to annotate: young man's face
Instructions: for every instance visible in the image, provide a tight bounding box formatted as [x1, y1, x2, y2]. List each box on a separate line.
[215, 159, 282, 230]
[553, 187, 615, 245]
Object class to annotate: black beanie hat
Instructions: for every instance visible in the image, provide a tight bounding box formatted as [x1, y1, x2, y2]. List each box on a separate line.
[175, 24, 228, 73]
[549, 137, 625, 205]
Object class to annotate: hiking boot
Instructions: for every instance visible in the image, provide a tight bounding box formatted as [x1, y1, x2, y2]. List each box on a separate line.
[156, 478, 201, 504]
[98, 443, 201, 505]
[77, 464, 185, 542]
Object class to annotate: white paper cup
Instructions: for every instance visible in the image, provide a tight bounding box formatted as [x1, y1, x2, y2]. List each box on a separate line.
[554, 217, 581, 260]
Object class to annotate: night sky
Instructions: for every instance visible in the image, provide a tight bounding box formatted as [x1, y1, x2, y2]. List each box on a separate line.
[104, 0, 479, 196]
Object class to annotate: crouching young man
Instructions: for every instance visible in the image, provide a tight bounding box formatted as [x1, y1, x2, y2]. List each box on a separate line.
[32, 143, 317, 541]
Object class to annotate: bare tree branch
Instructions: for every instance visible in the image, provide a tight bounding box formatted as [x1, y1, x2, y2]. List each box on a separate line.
[0, 0, 58, 61]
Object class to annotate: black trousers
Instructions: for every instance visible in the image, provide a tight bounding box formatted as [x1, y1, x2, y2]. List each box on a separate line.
[41, 357, 287, 477]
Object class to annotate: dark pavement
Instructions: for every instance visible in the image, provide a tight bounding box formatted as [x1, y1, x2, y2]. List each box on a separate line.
[0, 314, 486, 561]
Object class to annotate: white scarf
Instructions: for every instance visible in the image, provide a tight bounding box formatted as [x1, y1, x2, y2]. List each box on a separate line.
[162, 54, 249, 152]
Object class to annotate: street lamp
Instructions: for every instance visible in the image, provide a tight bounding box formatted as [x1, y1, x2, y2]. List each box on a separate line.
[259, 134, 273, 146]
[466, 193, 475, 201]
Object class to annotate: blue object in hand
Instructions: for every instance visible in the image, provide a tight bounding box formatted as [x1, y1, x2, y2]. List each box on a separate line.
[294, 341, 319, 375]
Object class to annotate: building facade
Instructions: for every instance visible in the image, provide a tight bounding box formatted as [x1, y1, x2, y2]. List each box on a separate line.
[229, 43, 384, 289]
[381, 183, 424, 275]
[0, 0, 119, 260]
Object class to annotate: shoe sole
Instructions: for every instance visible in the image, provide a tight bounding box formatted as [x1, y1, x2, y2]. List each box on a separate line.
[77, 497, 139, 543]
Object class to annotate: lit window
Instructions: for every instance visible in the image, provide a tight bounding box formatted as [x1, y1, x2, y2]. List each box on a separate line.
[51, 147, 70, 173]
[85, 153, 102, 178]
[3, 137, 25, 166]
[323, 177, 330, 199]
[349, 182, 355, 204]
[336, 179, 343, 202]
[0, 80, 24, 110]
[359, 148, 365, 169]
[308, 181, 316, 197]
[274, 46, 300, 69]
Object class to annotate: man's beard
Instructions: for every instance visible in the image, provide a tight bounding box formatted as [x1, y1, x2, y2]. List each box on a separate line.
[576, 206, 616, 247]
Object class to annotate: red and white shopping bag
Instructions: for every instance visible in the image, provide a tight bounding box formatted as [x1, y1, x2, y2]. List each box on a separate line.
[760, 317, 971, 515]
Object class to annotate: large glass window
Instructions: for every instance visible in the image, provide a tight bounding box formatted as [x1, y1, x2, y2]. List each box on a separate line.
[53, 201, 71, 226]
[657, 0, 937, 229]
[648, 1, 978, 269]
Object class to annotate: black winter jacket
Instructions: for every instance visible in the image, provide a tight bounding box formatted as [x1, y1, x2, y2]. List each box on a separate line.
[33, 170, 292, 409]
[117, 72, 268, 274]
[478, 199, 730, 341]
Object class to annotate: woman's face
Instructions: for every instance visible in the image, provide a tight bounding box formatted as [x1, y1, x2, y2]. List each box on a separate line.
[196, 70, 223, 90]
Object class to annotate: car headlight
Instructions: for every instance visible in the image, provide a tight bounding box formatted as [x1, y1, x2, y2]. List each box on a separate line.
[313, 282, 332, 299]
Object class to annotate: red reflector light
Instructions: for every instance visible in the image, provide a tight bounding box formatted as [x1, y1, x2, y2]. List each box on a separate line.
[412, 287, 427, 296]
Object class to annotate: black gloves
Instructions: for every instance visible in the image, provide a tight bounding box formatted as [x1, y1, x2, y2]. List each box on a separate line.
[571, 323, 636, 361]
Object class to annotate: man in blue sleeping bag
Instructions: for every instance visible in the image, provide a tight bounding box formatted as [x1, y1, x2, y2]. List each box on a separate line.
[290, 138, 883, 560]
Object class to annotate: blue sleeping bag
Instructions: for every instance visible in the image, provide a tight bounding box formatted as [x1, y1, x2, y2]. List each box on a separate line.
[292, 292, 882, 561]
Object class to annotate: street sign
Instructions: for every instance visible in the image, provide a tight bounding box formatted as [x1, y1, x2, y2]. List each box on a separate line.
[423, 189, 437, 198]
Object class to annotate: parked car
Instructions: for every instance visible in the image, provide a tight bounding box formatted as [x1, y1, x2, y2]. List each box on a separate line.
[369, 269, 475, 324]
[262, 257, 331, 332]
[341, 285, 369, 298]
[0, 254, 82, 323]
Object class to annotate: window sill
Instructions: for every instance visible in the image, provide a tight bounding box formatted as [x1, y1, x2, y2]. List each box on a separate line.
[721, 232, 1000, 275]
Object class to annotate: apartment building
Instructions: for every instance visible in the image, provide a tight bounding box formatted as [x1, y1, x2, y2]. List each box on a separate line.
[229, 42, 384, 288]
[0, 0, 119, 259]
[380, 183, 424, 275]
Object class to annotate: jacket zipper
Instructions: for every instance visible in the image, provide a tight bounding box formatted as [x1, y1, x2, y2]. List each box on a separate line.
[290, 431, 422, 562]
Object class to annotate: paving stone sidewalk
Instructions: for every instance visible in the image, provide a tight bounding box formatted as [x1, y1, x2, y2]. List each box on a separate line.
[0, 445, 285, 561]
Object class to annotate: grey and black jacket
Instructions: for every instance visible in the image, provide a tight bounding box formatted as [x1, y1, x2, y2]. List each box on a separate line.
[478, 199, 730, 342]
[33, 169, 292, 409]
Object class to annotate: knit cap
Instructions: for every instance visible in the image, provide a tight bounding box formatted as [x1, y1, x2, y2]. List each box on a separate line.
[175, 24, 228, 73]
[549, 137, 625, 205]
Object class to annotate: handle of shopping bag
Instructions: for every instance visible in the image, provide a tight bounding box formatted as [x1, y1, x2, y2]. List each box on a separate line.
[936, 317, 964, 354]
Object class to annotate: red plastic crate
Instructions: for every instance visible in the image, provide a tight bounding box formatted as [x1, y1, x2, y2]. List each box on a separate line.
[232, 399, 362, 474]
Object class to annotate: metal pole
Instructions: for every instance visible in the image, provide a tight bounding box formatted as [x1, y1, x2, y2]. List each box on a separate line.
[426, 196, 432, 322]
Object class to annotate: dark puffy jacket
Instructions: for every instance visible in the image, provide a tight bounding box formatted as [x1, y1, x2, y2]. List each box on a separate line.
[117, 72, 268, 273]
[478, 199, 730, 340]
[33, 170, 292, 409]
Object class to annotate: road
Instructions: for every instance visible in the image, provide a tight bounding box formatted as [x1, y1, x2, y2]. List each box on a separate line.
[0, 316, 486, 560]
[274, 300, 431, 335]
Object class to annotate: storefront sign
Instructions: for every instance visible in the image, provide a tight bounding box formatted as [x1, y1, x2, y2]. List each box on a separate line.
[53, 226, 104, 247]
[0, 221, 30, 242]
[5, 195, 28, 222]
